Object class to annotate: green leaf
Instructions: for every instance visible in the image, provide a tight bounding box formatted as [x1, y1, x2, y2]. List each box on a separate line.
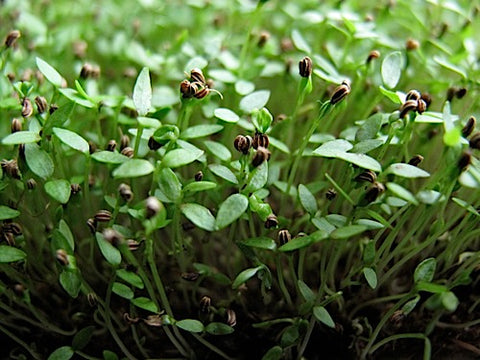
[239, 236, 276, 250]
[204, 140, 231, 162]
[0, 206, 20, 221]
[91, 151, 129, 164]
[363, 267, 377, 289]
[25, 143, 54, 179]
[443, 127, 461, 147]
[45, 179, 71, 204]
[47, 346, 74, 360]
[95, 233, 121, 266]
[298, 280, 315, 302]
[131, 297, 158, 313]
[216, 193, 249, 230]
[363, 240, 376, 265]
[181, 124, 223, 139]
[402, 296, 420, 316]
[330, 225, 367, 239]
[133, 67, 152, 116]
[232, 266, 262, 289]
[452, 197, 480, 217]
[59, 88, 95, 108]
[53, 127, 89, 154]
[379, 86, 403, 104]
[313, 306, 335, 328]
[278, 232, 328, 252]
[0, 245, 26, 263]
[291, 29, 311, 53]
[417, 190, 444, 205]
[251, 107, 273, 133]
[239, 90, 270, 113]
[72, 326, 95, 351]
[43, 101, 75, 135]
[386, 182, 418, 205]
[2, 131, 40, 145]
[355, 113, 384, 141]
[103, 350, 119, 360]
[281, 325, 299, 347]
[214, 108, 239, 123]
[162, 148, 203, 168]
[262, 346, 283, 360]
[176, 319, 204, 333]
[381, 51, 402, 89]
[59, 270, 81, 298]
[441, 291, 459, 312]
[36, 57, 65, 87]
[385, 163, 430, 178]
[336, 152, 382, 172]
[209, 164, 238, 184]
[157, 167, 182, 203]
[245, 161, 268, 192]
[269, 136, 290, 153]
[298, 184, 317, 215]
[112, 282, 134, 299]
[351, 139, 383, 154]
[59, 220, 74, 252]
[183, 181, 217, 194]
[312, 139, 353, 157]
[113, 159, 154, 178]
[416, 281, 448, 293]
[414, 258, 436, 283]
[433, 56, 466, 79]
[205, 322, 234, 335]
[181, 203, 216, 231]
[116, 269, 144, 289]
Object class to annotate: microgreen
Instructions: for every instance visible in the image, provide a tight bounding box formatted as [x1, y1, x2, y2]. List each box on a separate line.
[1, 1, 480, 359]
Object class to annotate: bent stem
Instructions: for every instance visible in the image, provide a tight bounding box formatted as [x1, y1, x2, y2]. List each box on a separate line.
[284, 101, 332, 203]
[369, 333, 431, 360]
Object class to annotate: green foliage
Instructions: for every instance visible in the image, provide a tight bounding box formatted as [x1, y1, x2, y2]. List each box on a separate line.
[1, 0, 480, 359]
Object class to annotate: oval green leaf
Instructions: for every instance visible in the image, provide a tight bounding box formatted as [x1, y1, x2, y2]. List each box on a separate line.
[36, 57, 65, 87]
[381, 51, 402, 89]
[232, 266, 262, 289]
[2, 131, 40, 145]
[176, 319, 204, 333]
[385, 163, 430, 178]
[133, 67, 152, 116]
[25, 143, 54, 179]
[47, 346, 74, 360]
[414, 257, 436, 283]
[239, 236, 276, 250]
[45, 179, 71, 204]
[91, 151, 129, 164]
[205, 322, 234, 335]
[0, 206, 20, 221]
[183, 181, 217, 194]
[53, 127, 89, 154]
[116, 269, 144, 289]
[181, 203, 216, 231]
[131, 297, 158, 313]
[162, 148, 203, 168]
[386, 182, 418, 205]
[214, 108, 239, 123]
[330, 225, 367, 239]
[113, 159, 154, 178]
[215, 193, 248, 230]
[181, 124, 223, 139]
[204, 140, 231, 162]
[363, 267, 377, 289]
[239, 90, 270, 113]
[0, 245, 26, 263]
[298, 184, 317, 215]
[208, 164, 238, 184]
[313, 306, 335, 328]
[95, 233, 121, 266]
[112, 282, 134, 299]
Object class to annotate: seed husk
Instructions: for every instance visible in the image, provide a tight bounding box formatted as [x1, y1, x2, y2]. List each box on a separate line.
[298, 56, 312, 78]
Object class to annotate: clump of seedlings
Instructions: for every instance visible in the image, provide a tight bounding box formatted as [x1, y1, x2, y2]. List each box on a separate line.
[1, 1, 480, 360]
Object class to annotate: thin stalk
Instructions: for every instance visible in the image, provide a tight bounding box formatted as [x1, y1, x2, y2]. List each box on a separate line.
[275, 255, 293, 308]
[368, 333, 431, 360]
[190, 333, 233, 360]
[285, 102, 332, 201]
[0, 322, 42, 360]
[237, 2, 264, 78]
[360, 295, 412, 359]
[133, 124, 144, 157]
[104, 275, 137, 359]
[297, 315, 315, 360]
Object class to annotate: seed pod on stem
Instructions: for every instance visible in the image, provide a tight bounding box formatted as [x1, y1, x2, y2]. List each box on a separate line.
[298, 56, 312, 78]
[330, 80, 351, 105]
